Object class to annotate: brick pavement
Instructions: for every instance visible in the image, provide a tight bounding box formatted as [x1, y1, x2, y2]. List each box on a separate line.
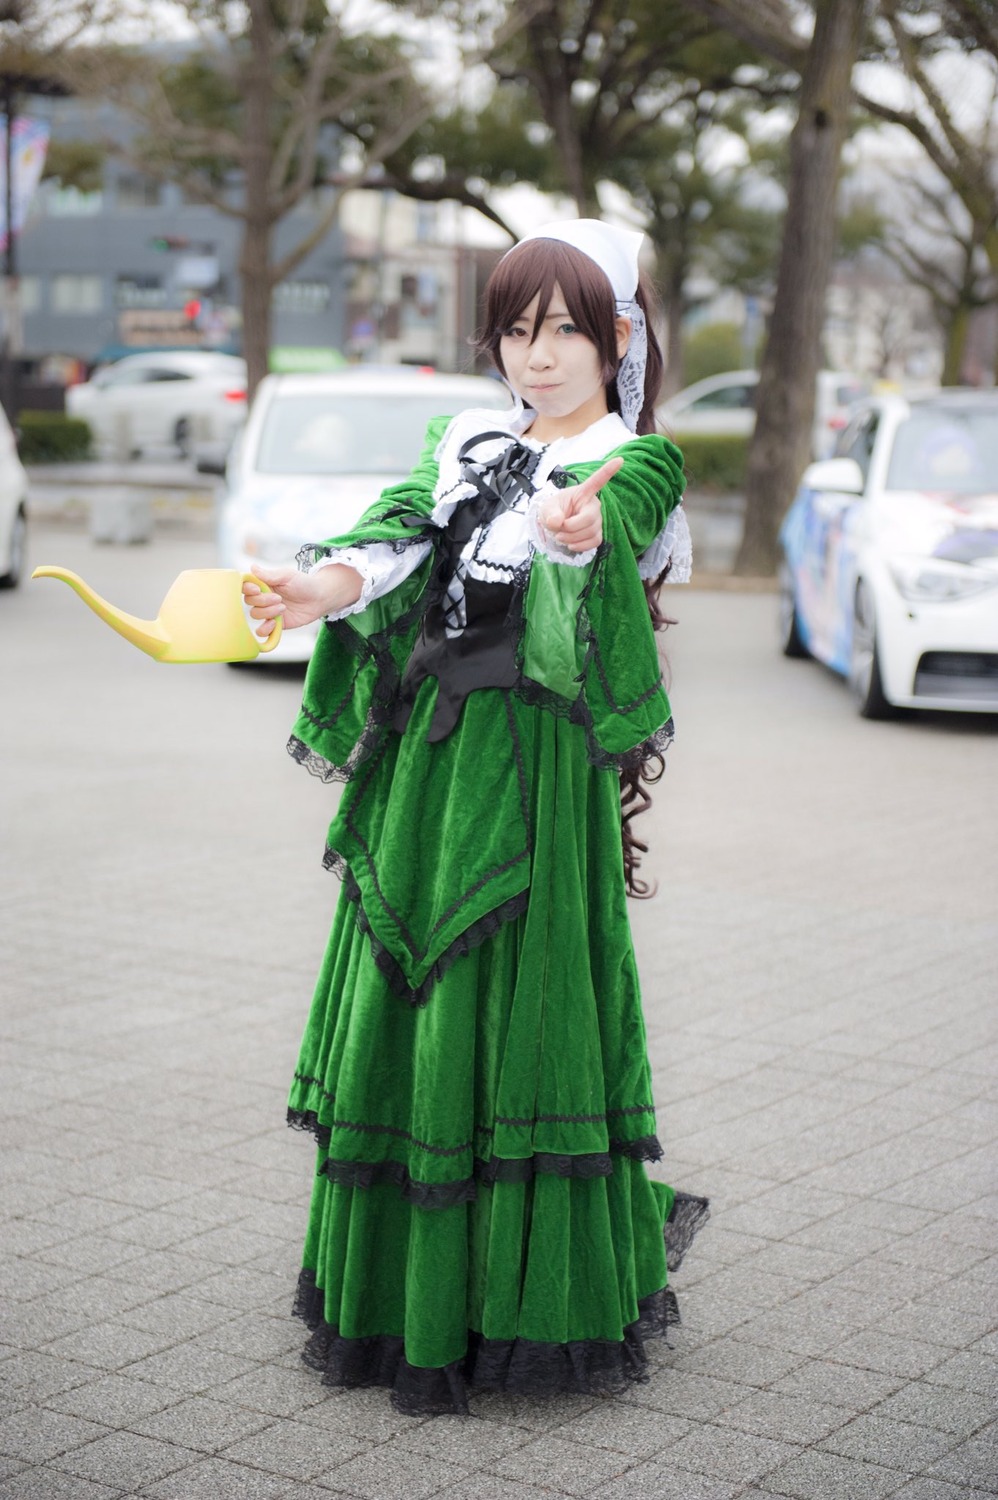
[2, 525, 996, 1499]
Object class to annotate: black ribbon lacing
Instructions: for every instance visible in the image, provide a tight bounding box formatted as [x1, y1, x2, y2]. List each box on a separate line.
[456, 431, 545, 513]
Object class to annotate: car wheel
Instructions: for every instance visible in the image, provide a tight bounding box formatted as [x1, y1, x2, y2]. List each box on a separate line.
[174, 417, 191, 458]
[850, 579, 893, 719]
[0, 505, 26, 589]
[778, 560, 809, 658]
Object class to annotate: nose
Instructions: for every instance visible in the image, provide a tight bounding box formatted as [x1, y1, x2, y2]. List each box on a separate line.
[527, 334, 555, 369]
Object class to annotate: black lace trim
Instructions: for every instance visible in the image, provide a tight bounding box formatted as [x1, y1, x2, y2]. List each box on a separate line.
[288, 1107, 469, 1157]
[509, 541, 674, 775]
[512, 676, 675, 776]
[286, 1132, 666, 1210]
[288, 1098, 654, 1140]
[288, 1105, 663, 1195]
[298, 529, 432, 567]
[288, 580, 433, 785]
[319, 855, 529, 1006]
[665, 1190, 711, 1273]
[293, 1266, 683, 1416]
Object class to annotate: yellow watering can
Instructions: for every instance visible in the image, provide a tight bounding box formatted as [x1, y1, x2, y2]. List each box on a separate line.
[31, 566, 283, 663]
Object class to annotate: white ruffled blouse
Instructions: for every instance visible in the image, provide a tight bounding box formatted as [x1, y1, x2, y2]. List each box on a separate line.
[315, 402, 691, 621]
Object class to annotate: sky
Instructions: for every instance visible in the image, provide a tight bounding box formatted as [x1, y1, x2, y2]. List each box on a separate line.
[72, 0, 997, 249]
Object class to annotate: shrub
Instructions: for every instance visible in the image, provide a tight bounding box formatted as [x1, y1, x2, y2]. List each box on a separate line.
[670, 433, 748, 492]
[681, 322, 750, 386]
[17, 411, 93, 463]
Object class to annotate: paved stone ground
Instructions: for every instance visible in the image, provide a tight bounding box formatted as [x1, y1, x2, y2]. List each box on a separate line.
[2, 523, 996, 1500]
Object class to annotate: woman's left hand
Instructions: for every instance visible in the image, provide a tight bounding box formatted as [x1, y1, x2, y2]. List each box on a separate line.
[539, 456, 623, 552]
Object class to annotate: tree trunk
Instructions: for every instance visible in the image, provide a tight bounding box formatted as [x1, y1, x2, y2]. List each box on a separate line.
[658, 252, 686, 398]
[239, 0, 275, 400]
[662, 295, 685, 398]
[526, 4, 594, 215]
[649, 231, 688, 398]
[941, 302, 970, 385]
[734, 0, 865, 576]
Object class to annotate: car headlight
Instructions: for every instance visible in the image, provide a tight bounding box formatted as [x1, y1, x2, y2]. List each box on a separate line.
[242, 528, 301, 564]
[887, 557, 998, 602]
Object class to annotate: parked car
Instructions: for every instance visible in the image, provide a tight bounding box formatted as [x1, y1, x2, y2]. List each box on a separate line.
[658, 368, 869, 459]
[0, 404, 29, 588]
[66, 350, 247, 459]
[217, 366, 513, 662]
[779, 389, 998, 717]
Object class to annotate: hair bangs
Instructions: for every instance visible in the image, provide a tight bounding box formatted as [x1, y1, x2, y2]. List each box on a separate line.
[478, 240, 620, 385]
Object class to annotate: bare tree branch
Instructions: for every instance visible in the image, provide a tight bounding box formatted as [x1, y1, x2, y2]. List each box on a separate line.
[268, 22, 342, 198]
[671, 0, 807, 71]
[339, 168, 517, 237]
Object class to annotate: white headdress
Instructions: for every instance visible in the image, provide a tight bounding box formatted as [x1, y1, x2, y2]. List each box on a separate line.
[510, 219, 648, 432]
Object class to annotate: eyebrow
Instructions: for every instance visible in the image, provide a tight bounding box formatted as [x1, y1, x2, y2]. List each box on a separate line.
[512, 307, 572, 323]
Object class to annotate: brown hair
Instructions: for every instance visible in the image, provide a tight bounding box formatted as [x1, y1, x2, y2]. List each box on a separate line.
[477, 236, 671, 898]
[476, 238, 664, 436]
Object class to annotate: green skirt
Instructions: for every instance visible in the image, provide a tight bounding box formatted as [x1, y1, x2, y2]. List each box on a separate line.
[286, 688, 706, 1414]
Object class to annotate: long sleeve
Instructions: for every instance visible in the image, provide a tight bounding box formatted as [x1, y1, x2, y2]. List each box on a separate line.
[520, 435, 685, 767]
[289, 417, 451, 780]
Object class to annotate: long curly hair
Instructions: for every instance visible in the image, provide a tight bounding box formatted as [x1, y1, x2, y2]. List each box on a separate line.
[477, 237, 671, 898]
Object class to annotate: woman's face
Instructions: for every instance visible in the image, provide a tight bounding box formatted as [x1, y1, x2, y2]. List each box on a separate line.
[499, 282, 629, 437]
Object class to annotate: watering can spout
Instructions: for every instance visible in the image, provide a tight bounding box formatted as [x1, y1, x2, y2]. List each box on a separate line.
[31, 564, 283, 663]
[31, 566, 171, 658]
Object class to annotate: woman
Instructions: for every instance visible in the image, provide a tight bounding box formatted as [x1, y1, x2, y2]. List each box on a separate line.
[246, 218, 706, 1415]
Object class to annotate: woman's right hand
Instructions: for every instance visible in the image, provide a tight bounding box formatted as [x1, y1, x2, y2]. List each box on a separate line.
[242, 562, 363, 638]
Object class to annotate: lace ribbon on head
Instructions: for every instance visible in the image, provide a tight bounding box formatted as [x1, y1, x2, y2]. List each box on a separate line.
[616, 299, 647, 433]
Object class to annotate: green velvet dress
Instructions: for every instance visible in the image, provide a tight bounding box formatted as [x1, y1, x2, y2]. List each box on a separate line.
[285, 414, 707, 1414]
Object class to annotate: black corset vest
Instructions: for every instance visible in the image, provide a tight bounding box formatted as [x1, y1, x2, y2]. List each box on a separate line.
[393, 433, 569, 743]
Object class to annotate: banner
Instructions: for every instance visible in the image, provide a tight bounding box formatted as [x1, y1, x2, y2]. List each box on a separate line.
[0, 115, 51, 252]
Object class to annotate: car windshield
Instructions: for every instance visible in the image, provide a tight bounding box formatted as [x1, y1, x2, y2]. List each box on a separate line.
[887, 407, 998, 494]
[254, 390, 506, 475]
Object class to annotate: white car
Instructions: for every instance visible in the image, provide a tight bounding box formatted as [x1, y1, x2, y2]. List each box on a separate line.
[66, 350, 247, 459]
[779, 389, 998, 716]
[658, 368, 869, 459]
[0, 405, 29, 588]
[217, 367, 514, 662]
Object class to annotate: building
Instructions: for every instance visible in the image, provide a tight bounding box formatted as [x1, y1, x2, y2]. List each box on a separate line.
[17, 91, 502, 391]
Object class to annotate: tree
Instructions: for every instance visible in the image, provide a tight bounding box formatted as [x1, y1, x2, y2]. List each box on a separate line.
[379, 1, 792, 392]
[854, 0, 998, 377]
[608, 109, 785, 391]
[673, 0, 868, 575]
[880, 174, 997, 383]
[54, 0, 533, 396]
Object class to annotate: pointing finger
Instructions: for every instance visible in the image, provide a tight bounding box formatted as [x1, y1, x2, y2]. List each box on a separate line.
[575, 455, 623, 502]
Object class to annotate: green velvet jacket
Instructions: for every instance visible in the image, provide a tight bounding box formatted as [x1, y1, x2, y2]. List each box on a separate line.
[287, 415, 686, 997]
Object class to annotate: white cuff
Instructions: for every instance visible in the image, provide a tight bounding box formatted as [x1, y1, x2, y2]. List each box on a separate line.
[639, 506, 692, 584]
[526, 483, 598, 568]
[313, 541, 430, 619]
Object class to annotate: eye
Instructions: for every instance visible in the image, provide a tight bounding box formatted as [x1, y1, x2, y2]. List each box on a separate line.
[502, 325, 527, 339]
[557, 322, 579, 335]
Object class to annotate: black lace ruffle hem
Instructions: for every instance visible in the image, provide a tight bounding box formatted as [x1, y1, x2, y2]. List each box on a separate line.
[287, 1106, 666, 1208]
[293, 1266, 682, 1417]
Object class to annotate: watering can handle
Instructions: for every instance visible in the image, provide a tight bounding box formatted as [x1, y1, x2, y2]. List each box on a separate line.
[243, 573, 283, 653]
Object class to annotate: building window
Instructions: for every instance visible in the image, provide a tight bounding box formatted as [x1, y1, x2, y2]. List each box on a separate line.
[19, 276, 41, 313]
[116, 173, 162, 209]
[273, 280, 331, 315]
[116, 275, 167, 309]
[52, 274, 103, 314]
[415, 202, 437, 243]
